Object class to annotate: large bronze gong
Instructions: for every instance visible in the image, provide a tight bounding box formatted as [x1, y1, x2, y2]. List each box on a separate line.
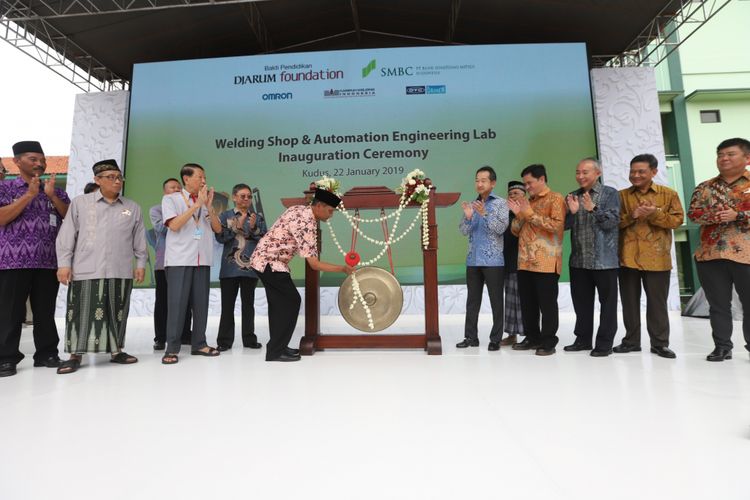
[338, 266, 403, 332]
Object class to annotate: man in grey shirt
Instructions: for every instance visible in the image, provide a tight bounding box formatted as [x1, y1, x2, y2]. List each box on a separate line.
[150, 177, 192, 350]
[160, 163, 223, 364]
[55, 159, 147, 374]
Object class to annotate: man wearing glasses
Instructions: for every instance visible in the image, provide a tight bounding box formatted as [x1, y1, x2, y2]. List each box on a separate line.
[0, 141, 70, 377]
[215, 183, 267, 351]
[55, 159, 147, 374]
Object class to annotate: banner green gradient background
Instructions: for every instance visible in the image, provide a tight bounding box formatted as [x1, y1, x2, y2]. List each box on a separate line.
[125, 44, 596, 286]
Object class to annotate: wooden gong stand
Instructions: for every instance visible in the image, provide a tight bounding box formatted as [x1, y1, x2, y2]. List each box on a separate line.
[280, 185, 459, 355]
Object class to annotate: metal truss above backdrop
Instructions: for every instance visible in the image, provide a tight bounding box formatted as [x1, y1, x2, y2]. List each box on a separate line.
[0, 0, 735, 93]
[592, 0, 734, 68]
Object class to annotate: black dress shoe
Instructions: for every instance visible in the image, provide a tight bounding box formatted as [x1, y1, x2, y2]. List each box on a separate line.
[488, 342, 500, 351]
[650, 346, 676, 359]
[535, 347, 556, 356]
[0, 362, 17, 377]
[267, 352, 301, 362]
[456, 338, 479, 348]
[153, 341, 166, 351]
[284, 347, 299, 356]
[217, 345, 231, 352]
[244, 342, 263, 349]
[33, 356, 62, 368]
[706, 348, 732, 362]
[590, 348, 612, 357]
[613, 343, 641, 353]
[512, 339, 537, 351]
[563, 342, 592, 352]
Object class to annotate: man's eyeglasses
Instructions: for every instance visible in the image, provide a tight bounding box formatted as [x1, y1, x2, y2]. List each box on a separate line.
[236, 194, 252, 199]
[97, 174, 124, 182]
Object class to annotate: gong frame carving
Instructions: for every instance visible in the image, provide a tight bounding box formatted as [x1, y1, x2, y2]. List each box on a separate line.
[281, 185, 459, 355]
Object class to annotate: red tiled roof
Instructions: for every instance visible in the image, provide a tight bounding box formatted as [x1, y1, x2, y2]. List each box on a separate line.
[1, 156, 68, 175]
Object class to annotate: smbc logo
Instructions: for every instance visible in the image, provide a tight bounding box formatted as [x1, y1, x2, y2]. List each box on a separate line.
[362, 59, 376, 78]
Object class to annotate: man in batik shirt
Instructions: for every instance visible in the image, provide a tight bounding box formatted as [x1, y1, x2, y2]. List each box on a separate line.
[250, 188, 353, 362]
[563, 158, 620, 357]
[0, 141, 69, 377]
[508, 164, 565, 356]
[615, 154, 683, 359]
[688, 137, 750, 362]
[457, 166, 509, 351]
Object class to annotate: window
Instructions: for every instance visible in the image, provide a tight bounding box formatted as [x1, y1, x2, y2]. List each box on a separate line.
[700, 110, 721, 123]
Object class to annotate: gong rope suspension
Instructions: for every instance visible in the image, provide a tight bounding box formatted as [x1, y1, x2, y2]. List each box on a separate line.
[317, 170, 432, 331]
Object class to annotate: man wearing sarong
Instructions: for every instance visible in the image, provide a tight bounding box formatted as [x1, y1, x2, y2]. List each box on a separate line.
[55, 159, 147, 374]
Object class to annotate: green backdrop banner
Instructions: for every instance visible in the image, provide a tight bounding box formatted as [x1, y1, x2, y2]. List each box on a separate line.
[125, 43, 596, 286]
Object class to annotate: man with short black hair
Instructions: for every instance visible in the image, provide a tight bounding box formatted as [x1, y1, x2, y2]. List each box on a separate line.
[160, 164, 223, 365]
[0, 141, 70, 377]
[250, 186, 353, 362]
[457, 166, 509, 351]
[508, 164, 565, 356]
[615, 154, 683, 358]
[688, 137, 750, 362]
[151, 177, 192, 351]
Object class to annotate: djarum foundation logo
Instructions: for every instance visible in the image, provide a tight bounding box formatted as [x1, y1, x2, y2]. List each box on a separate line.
[362, 59, 376, 78]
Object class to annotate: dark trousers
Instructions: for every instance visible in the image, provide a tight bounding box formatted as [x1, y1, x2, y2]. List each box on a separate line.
[257, 266, 300, 361]
[696, 259, 750, 352]
[153, 269, 192, 344]
[0, 269, 60, 364]
[570, 267, 618, 350]
[165, 266, 210, 354]
[464, 266, 504, 342]
[517, 271, 559, 349]
[217, 277, 259, 348]
[618, 267, 671, 348]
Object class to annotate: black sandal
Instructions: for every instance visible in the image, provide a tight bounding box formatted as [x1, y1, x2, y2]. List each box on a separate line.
[57, 358, 81, 374]
[191, 347, 220, 357]
[110, 352, 138, 364]
[161, 353, 179, 365]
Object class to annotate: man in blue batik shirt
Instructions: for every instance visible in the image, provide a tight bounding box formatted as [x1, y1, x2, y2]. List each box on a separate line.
[458, 166, 510, 351]
[564, 157, 621, 357]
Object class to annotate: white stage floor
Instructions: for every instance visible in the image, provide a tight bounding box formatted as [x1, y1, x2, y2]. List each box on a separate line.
[2, 312, 748, 500]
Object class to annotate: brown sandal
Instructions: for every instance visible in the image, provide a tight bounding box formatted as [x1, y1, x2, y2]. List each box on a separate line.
[110, 352, 138, 364]
[161, 353, 179, 365]
[57, 358, 81, 374]
[191, 347, 220, 357]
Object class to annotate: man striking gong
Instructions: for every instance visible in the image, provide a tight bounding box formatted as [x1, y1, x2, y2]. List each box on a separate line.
[250, 187, 354, 362]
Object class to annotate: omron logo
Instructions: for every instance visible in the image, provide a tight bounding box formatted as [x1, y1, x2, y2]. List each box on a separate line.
[426, 85, 446, 94]
[381, 66, 414, 77]
[234, 74, 277, 84]
[362, 59, 376, 78]
[262, 92, 293, 101]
